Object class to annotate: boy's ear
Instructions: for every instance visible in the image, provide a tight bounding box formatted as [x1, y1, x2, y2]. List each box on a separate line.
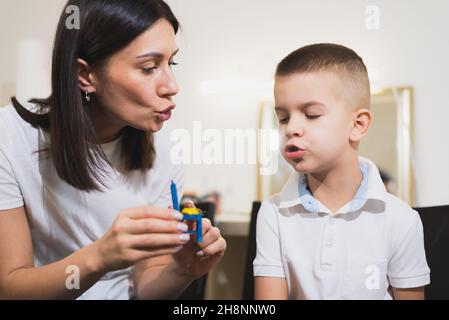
[349, 108, 372, 143]
[77, 58, 97, 93]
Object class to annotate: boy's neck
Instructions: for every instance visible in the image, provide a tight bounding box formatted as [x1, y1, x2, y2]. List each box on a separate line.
[306, 154, 363, 214]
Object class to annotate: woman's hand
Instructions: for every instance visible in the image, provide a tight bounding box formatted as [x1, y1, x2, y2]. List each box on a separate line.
[93, 206, 190, 272]
[171, 202, 227, 279]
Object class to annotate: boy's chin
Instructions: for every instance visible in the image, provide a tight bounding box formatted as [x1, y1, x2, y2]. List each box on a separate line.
[287, 157, 326, 174]
[287, 157, 310, 173]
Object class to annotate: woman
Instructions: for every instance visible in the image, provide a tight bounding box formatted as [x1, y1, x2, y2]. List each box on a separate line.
[0, 0, 226, 300]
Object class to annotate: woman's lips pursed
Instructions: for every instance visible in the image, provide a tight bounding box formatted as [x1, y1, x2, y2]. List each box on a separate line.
[156, 111, 172, 121]
[156, 105, 175, 121]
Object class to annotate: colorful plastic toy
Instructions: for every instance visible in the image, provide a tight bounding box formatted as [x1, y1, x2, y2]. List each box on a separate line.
[181, 207, 204, 243]
[170, 180, 203, 243]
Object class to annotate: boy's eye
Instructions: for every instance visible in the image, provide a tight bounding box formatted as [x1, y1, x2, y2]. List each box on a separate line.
[169, 61, 179, 68]
[278, 117, 289, 124]
[306, 115, 321, 120]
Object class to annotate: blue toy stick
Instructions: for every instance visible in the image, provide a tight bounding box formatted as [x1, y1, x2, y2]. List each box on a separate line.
[182, 214, 203, 243]
[171, 180, 203, 243]
[170, 180, 179, 211]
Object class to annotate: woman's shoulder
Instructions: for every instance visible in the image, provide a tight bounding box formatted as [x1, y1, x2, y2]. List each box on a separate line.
[0, 100, 41, 127]
[0, 102, 40, 156]
[0, 104, 21, 147]
[0, 103, 18, 126]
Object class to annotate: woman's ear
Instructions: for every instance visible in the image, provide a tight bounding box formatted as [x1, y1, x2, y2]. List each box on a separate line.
[349, 108, 372, 143]
[77, 58, 97, 93]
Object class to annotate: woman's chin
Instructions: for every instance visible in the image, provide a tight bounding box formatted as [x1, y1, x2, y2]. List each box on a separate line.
[130, 119, 164, 133]
[151, 120, 164, 132]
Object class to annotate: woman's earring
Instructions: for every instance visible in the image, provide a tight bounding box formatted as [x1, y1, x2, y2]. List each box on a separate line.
[85, 91, 91, 103]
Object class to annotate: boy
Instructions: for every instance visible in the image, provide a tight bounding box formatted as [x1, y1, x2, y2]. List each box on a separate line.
[254, 43, 430, 300]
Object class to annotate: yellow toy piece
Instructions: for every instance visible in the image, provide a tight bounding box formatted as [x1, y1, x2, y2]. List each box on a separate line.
[181, 207, 204, 243]
[181, 207, 203, 215]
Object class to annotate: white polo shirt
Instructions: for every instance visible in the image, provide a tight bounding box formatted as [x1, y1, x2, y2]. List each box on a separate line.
[0, 103, 184, 299]
[254, 157, 430, 300]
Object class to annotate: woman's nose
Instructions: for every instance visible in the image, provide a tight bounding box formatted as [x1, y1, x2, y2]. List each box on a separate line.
[158, 67, 179, 98]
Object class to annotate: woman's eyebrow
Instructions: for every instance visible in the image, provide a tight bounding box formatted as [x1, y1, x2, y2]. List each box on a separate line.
[136, 48, 179, 60]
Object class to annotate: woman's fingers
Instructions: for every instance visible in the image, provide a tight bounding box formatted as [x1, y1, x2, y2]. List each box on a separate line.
[198, 225, 220, 248]
[121, 206, 188, 236]
[200, 218, 212, 233]
[131, 246, 184, 261]
[198, 234, 227, 256]
[124, 206, 184, 221]
[196, 224, 226, 256]
[99, 205, 192, 272]
[130, 232, 191, 249]
[127, 218, 188, 235]
[122, 210, 224, 257]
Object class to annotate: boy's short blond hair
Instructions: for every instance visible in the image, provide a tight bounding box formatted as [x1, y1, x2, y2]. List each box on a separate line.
[276, 43, 371, 110]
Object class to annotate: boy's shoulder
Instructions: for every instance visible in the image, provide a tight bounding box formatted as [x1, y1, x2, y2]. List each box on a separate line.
[383, 192, 421, 231]
[258, 193, 282, 217]
[256, 193, 287, 224]
[267, 192, 283, 207]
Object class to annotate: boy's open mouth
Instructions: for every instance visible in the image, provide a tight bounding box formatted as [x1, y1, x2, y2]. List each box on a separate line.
[285, 144, 305, 160]
[286, 145, 301, 152]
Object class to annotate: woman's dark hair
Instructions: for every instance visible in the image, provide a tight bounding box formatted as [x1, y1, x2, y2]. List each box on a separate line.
[11, 0, 179, 191]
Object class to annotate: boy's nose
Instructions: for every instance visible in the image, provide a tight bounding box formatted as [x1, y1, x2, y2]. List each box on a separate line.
[285, 120, 304, 138]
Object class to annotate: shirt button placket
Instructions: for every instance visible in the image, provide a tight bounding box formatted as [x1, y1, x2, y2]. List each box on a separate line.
[321, 215, 337, 270]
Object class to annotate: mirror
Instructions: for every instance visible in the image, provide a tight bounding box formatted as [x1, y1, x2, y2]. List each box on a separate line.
[257, 87, 415, 206]
[359, 87, 415, 205]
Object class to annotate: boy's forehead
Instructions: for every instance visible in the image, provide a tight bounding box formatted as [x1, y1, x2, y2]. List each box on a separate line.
[274, 71, 345, 107]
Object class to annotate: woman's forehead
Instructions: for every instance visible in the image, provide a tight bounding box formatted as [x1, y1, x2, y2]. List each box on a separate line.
[119, 19, 178, 59]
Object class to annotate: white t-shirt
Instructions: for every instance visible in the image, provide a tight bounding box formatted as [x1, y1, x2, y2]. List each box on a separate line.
[254, 157, 430, 300]
[0, 103, 184, 300]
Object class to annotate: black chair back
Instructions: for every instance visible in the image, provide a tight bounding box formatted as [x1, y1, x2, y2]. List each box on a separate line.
[242, 201, 262, 300]
[415, 205, 449, 300]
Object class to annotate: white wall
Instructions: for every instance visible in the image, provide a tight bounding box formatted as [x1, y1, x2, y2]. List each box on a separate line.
[1, 0, 448, 212]
[0, 0, 65, 104]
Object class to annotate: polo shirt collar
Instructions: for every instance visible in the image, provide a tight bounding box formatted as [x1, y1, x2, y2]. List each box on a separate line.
[278, 157, 387, 213]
